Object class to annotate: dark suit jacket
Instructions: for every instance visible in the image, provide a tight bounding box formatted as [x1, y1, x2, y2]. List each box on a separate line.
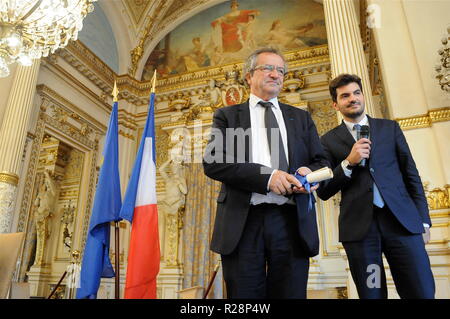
[317, 116, 431, 242]
[203, 101, 328, 257]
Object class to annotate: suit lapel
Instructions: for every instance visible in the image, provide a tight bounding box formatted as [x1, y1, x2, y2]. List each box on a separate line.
[238, 101, 251, 161]
[367, 115, 377, 156]
[279, 103, 296, 169]
[238, 101, 251, 130]
[334, 121, 355, 150]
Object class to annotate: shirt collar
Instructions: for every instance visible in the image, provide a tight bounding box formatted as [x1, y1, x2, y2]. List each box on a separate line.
[249, 93, 280, 110]
[343, 114, 368, 131]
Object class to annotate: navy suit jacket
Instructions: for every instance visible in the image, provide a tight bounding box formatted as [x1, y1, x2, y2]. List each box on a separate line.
[317, 116, 431, 242]
[203, 101, 328, 256]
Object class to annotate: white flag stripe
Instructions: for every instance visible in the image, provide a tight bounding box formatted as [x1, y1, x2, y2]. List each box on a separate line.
[135, 137, 157, 206]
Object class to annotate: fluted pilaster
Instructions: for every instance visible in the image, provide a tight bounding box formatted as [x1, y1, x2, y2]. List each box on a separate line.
[323, 0, 376, 117]
[0, 60, 40, 233]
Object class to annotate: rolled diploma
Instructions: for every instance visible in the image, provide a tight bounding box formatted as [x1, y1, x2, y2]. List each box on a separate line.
[306, 167, 334, 183]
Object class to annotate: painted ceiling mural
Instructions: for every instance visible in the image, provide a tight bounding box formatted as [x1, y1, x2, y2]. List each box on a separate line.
[141, 0, 327, 81]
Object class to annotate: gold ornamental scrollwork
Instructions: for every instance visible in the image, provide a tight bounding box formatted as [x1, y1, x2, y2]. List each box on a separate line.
[283, 71, 305, 93]
[424, 182, 450, 210]
[0, 172, 19, 186]
[129, 1, 168, 76]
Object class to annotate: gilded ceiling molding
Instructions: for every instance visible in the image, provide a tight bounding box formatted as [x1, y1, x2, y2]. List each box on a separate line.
[396, 107, 450, 130]
[129, 1, 170, 77]
[42, 56, 112, 113]
[40, 61, 137, 138]
[36, 85, 107, 134]
[58, 39, 330, 107]
[60, 41, 115, 89]
[162, 0, 197, 21]
[129, 0, 223, 78]
[119, 130, 135, 140]
[154, 45, 329, 94]
[122, 0, 154, 28]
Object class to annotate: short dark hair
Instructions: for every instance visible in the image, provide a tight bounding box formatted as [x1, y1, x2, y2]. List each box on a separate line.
[329, 74, 363, 102]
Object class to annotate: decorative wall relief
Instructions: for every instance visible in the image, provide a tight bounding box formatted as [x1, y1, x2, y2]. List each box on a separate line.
[308, 100, 339, 136]
[158, 138, 188, 266]
[18, 86, 103, 285]
[32, 170, 58, 266]
[424, 182, 450, 210]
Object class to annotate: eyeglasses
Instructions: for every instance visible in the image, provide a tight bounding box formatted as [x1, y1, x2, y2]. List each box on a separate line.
[252, 64, 286, 76]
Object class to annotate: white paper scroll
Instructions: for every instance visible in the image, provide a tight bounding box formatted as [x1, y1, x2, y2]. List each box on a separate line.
[306, 167, 334, 183]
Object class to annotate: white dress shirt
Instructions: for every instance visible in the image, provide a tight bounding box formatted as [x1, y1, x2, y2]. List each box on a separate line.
[248, 94, 290, 205]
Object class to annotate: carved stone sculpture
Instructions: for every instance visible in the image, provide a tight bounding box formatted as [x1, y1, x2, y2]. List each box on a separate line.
[33, 171, 57, 266]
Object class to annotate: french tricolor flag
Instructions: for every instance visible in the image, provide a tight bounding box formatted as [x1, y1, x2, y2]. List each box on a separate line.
[119, 73, 160, 298]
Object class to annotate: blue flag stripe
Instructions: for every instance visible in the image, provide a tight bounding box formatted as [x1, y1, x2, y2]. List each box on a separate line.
[76, 101, 122, 299]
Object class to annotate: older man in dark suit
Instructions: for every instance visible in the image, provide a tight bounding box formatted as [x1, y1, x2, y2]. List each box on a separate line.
[317, 73, 435, 299]
[203, 48, 328, 298]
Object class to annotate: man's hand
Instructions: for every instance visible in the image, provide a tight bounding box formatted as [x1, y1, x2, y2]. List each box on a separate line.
[422, 227, 431, 244]
[293, 167, 319, 194]
[269, 170, 301, 195]
[346, 138, 371, 166]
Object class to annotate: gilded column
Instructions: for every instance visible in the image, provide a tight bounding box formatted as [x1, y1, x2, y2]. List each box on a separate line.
[323, 0, 381, 299]
[0, 60, 40, 233]
[323, 0, 377, 117]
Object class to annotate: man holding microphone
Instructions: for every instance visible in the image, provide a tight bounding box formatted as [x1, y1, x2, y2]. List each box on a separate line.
[317, 74, 435, 299]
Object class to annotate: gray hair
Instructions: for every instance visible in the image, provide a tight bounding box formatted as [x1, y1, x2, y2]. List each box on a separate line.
[243, 47, 288, 82]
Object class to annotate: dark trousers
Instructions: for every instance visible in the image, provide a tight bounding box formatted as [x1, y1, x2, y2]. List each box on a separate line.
[343, 205, 435, 299]
[221, 203, 309, 299]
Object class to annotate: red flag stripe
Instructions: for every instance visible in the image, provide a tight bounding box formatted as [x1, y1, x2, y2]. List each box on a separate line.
[124, 204, 160, 299]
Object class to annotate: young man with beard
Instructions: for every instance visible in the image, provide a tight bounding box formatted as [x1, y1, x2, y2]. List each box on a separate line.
[317, 73, 435, 299]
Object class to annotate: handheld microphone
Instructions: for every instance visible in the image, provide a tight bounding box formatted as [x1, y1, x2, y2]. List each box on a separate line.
[357, 125, 370, 167]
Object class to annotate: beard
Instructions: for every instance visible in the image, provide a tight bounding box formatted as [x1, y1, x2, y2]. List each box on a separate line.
[343, 102, 365, 119]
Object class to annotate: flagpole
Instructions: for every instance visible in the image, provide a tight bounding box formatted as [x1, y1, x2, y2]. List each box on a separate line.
[151, 69, 157, 93]
[112, 80, 121, 299]
[114, 222, 120, 299]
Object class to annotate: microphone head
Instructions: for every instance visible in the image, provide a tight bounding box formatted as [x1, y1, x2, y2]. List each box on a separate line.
[360, 125, 370, 139]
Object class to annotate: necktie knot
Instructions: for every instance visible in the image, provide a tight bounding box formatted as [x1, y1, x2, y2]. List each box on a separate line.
[353, 124, 361, 132]
[258, 101, 273, 109]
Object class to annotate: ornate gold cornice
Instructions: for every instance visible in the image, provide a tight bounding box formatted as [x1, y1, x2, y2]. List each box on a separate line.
[0, 172, 19, 186]
[63, 40, 115, 87]
[60, 40, 329, 103]
[119, 130, 135, 140]
[118, 109, 137, 127]
[43, 55, 112, 113]
[36, 84, 107, 133]
[154, 45, 329, 94]
[396, 107, 450, 130]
